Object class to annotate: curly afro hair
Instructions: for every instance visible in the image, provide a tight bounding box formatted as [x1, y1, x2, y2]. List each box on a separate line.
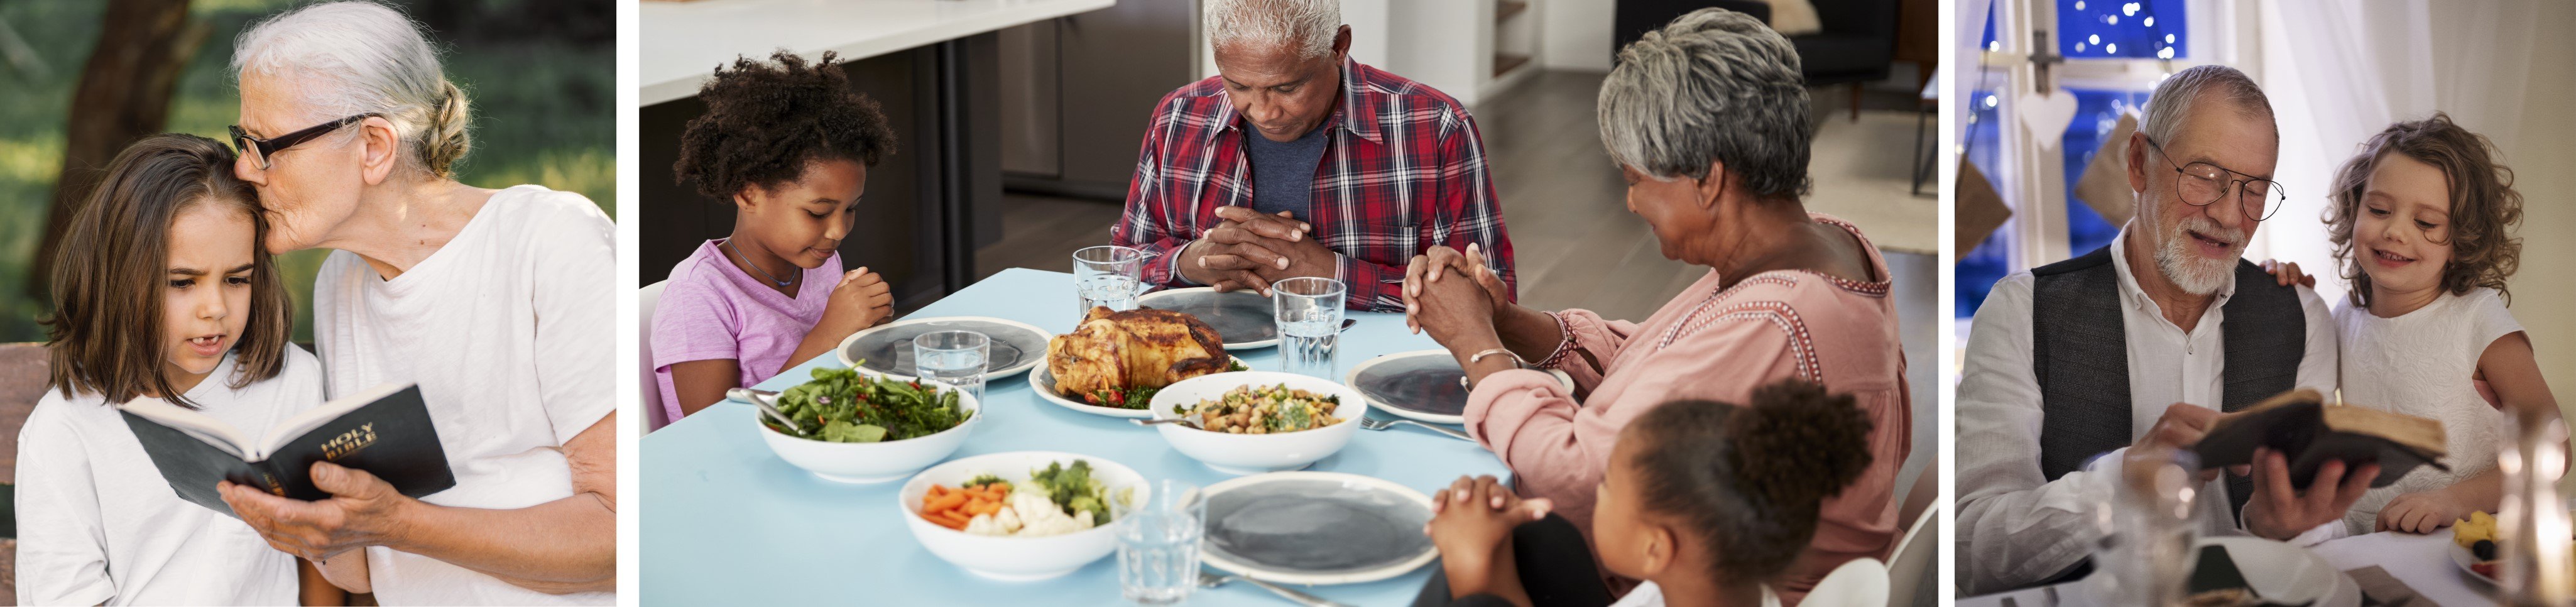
[1628, 379, 1874, 586]
[674, 51, 897, 202]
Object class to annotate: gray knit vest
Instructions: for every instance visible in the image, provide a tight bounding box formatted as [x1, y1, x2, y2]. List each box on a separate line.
[2030, 245, 2306, 519]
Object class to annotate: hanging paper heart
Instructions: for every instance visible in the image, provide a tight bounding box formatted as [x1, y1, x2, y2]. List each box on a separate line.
[2016, 88, 2080, 151]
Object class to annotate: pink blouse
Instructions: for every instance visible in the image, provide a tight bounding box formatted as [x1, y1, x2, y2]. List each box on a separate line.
[1462, 214, 1911, 604]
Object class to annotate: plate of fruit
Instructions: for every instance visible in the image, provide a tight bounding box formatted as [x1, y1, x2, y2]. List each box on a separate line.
[2449, 510, 2501, 583]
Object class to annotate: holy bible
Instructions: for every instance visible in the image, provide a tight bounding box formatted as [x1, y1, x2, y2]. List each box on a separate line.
[119, 383, 457, 518]
[2194, 388, 2447, 489]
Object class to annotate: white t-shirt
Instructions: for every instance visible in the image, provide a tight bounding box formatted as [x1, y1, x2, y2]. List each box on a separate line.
[15, 348, 326, 606]
[312, 184, 616, 605]
[1606, 581, 1782, 607]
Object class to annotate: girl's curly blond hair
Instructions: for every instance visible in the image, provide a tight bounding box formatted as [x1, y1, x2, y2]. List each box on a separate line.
[2323, 112, 2523, 308]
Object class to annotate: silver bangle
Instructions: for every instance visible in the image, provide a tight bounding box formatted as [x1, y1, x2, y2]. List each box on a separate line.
[1468, 348, 1525, 368]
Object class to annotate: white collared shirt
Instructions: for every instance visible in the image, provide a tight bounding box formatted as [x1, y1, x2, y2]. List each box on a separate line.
[1955, 227, 2340, 594]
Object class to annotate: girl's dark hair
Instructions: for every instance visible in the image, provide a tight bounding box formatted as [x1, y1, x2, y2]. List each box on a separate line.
[1630, 379, 1874, 586]
[2323, 112, 2523, 307]
[42, 133, 293, 408]
[674, 50, 897, 202]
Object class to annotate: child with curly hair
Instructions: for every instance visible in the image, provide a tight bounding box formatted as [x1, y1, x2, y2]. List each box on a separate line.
[2308, 112, 2555, 537]
[654, 51, 902, 420]
[1414, 379, 1874, 607]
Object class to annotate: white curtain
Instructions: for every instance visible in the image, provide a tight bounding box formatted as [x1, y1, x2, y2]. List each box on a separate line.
[2253, 0, 2540, 307]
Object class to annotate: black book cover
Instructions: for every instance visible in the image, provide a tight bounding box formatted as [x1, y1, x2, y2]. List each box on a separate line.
[2193, 388, 2448, 490]
[121, 385, 458, 518]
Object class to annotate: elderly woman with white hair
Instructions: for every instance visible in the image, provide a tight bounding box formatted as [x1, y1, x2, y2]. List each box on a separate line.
[207, 2, 616, 604]
[1403, 8, 1907, 604]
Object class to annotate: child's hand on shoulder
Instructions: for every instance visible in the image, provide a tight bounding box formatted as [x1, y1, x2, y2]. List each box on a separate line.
[821, 267, 895, 336]
[2259, 259, 2316, 288]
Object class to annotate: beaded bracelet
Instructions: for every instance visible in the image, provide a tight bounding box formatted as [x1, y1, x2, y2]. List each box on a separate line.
[1534, 311, 1578, 369]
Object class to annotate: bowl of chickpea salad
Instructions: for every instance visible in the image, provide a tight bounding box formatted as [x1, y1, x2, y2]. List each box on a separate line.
[1146, 371, 1371, 475]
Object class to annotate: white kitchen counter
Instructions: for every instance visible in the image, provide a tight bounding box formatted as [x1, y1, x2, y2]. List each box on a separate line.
[640, 0, 1118, 104]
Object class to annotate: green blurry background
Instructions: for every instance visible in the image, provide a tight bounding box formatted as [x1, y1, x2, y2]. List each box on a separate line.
[0, 0, 614, 343]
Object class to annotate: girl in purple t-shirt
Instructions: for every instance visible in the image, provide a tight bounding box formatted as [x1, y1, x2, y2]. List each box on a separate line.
[653, 51, 899, 421]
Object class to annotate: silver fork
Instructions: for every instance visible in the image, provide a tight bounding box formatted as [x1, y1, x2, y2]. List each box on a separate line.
[1357, 416, 1473, 442]
[1198, 572, 1351, 607]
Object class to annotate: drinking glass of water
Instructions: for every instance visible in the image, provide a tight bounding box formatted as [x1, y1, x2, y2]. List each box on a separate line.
[1117, 479, 1204, 605]
[1072, 246, 1145, 315]
[910, 330, 990, 402]
[1273, 277, 1346, 380]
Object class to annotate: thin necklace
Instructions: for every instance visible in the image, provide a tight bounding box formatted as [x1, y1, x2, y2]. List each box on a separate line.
[724, 238, 792, 287]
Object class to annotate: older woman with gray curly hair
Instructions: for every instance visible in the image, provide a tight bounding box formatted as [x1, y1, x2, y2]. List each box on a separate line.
[209, 2, 616, 604]
[1402, 8, 1907, 603]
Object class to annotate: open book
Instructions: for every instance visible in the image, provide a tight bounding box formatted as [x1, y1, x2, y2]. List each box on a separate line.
[120, 383, 457, 518]
[2193, 388, 2447, 489]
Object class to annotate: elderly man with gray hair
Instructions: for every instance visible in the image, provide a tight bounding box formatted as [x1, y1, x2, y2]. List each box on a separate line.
[1956, 64, 2360, 594]
[1110, 0, 1515, 311]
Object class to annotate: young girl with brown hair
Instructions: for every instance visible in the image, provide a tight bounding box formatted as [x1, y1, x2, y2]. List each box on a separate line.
[16, 134, 349, 605]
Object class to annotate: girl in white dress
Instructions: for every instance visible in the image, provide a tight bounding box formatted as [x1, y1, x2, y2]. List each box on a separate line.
[2317, 113, 2556, 536]
[16, 134, 352, 605]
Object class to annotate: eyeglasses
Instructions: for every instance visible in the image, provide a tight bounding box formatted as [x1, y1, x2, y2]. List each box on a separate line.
[2142, 136, 2286, 222]
[229, 114, 376, 170]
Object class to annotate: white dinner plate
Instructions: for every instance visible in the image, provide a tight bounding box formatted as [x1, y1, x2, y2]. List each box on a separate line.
[835, 316, 1051, 380]
[2188, 536, 2362, 607]
[2449, 528, 2498, 585]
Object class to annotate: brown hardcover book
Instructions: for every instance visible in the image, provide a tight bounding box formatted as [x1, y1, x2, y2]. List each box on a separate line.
[2193, 388, 2448, 489]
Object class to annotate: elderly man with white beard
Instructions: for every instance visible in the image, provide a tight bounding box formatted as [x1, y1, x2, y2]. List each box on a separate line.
[1953, 65, 2371, 594]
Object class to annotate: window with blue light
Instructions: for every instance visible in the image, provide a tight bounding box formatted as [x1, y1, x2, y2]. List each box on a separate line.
[2059, 88, 2151, 260]
[1956, 86, 2009, 319]
[1957, 1, 2188, 321]
[2059, 0, 2187, 59]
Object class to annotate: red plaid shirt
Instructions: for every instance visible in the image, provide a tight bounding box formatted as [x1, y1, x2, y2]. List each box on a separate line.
[1111, 58, 1516, 312]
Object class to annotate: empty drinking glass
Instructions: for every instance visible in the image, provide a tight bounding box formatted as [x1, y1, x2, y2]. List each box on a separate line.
[2084, 445, 2201, 606]
[2498, 408, 2573, 603]
[1117, 479, 1204, 605]
[1073, 246, 1145, 315]
[1274, 277, 1346, 380]
[910, 330, 990, 402]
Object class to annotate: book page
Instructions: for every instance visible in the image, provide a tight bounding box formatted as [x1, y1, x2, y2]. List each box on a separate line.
[117, 398, 254, 459]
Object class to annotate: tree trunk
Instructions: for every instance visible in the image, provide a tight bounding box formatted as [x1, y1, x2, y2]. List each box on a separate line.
[28, 0, 205, 299]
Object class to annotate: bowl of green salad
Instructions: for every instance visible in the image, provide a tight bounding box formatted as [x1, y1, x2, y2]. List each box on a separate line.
[755, 366, 980, 483]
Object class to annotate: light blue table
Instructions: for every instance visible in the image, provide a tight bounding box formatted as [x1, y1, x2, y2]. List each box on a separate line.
[644, 268, 1512, 606]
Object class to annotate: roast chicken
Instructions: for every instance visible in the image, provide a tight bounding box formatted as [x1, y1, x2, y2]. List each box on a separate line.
[1047, 307, 1229, 398]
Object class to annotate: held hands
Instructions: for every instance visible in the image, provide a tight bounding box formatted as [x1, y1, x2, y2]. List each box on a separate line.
[820, 267, 895, 337]
[2243, 447, 2379, 540]
[1184, 207, 1337, 294]
[217, 461, 415, 562]
[1401, 244, 1505, 351]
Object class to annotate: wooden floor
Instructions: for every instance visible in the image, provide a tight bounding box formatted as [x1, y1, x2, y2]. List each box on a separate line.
[973, 71, 1940, 492]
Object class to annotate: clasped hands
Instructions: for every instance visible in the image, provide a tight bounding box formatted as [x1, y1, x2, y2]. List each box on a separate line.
[1179, 206, 1338, 293]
